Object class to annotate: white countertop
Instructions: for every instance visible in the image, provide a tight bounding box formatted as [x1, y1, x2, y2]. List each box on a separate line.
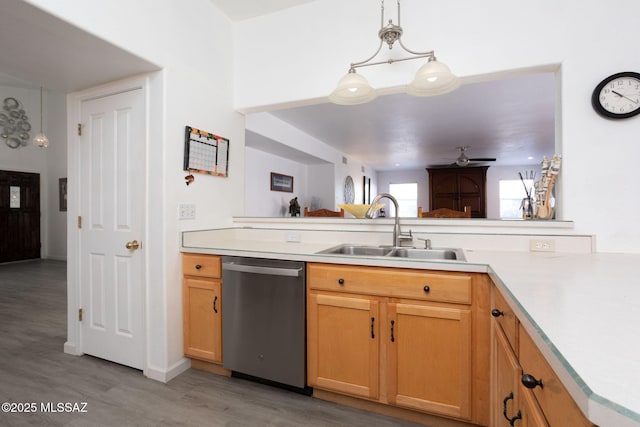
[181, 227, 639, 427]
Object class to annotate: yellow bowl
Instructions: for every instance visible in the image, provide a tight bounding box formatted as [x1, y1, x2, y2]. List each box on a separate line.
[338, 203, 385, 218]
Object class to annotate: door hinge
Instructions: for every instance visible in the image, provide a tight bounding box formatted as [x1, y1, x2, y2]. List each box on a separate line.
[77, 123, 82, 136]
[77, 216, 82, 229]
[78, 308, 83, 321]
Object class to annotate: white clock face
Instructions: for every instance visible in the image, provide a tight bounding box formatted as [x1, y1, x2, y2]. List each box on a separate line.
[598, 76, 640, 115]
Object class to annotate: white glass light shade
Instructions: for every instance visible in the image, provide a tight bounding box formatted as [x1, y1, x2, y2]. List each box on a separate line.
[33, 132, 49, 148]
[407, 59, 461, 97]
[329, 71, 377, 105]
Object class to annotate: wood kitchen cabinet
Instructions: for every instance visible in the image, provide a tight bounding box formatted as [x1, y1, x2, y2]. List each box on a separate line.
[307, 292, 380, 399]
[427, 166, 488, 218]
[307, 263, 490, 425]
[386, 301, 472, 419]
[491, 286, 595, 427]
[182, 254, 222, 364]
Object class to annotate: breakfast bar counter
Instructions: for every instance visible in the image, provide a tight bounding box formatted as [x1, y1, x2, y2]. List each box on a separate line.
[181, 227, 640, 427]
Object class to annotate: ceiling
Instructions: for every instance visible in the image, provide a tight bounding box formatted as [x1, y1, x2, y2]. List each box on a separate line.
[250, 72, 556, 171]
[0, 0, 159, 92]
[209, 0, 316, 21]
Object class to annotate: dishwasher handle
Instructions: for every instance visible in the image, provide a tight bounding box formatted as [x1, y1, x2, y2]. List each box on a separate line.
[222, 262, 302, 277]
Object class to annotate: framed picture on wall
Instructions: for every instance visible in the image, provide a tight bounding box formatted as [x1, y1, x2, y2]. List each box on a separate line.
[59, 178, 67, 212]
[270, 172, 294, 192]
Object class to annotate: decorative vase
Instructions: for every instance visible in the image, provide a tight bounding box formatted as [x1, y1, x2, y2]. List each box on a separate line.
[521, 197, 534, 219]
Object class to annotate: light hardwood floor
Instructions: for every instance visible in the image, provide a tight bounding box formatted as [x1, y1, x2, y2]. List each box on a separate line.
[0, 260, 423, 426]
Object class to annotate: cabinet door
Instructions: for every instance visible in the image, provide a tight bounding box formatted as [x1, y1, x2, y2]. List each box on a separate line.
[387, 302, 472, 420]
[493, 322, 523, 426]
[183, 278, 222, 363]
[519, 386, 550, 427]
[307, 292, 379, 399]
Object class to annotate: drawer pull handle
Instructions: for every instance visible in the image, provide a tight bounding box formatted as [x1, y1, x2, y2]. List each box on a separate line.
[502, 392, 522, 426]
[390, 320, 395, 342]
[521, 373, 543, 389]
[338, 278, 345, 285]
[370, 317, 375, 339]
[491, 308, 504, 317]
[213, 295, 218, 313]
[423, 285, 430, 293]
[195, 264, 202, 270]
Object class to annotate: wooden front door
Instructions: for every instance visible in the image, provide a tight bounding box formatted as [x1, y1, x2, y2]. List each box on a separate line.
[0, 170, 40, 263]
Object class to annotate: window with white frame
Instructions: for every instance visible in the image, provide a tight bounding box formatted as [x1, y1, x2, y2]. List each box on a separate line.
[499, 179, 533, 219]
[388, 183, 418, 217]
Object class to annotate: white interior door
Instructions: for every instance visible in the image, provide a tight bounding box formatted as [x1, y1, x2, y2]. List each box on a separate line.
[79, 88, 145, 370]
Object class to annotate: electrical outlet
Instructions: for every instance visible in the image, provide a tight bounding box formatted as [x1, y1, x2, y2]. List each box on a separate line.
[178, 204, 195, 220]
[530, 239, 555, 252]
[286, 232, 301, 243]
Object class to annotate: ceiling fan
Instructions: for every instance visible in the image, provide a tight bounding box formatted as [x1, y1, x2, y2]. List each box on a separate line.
[429, 146, 497, 167]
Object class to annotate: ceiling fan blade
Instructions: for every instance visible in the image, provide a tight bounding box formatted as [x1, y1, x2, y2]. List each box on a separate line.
[426, 162, 458, 168]
[469, 157, 496, 162]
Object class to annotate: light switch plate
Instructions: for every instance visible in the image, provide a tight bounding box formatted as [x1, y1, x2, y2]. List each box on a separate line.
[178, 204, 195, 220]
[530, 239, 555, 252]
[286, 232, 301, 243]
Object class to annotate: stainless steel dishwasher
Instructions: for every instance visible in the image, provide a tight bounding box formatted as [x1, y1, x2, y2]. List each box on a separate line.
[221, 256, 308, 392]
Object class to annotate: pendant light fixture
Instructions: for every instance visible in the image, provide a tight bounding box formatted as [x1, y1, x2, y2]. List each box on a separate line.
[33, 86, 49, 148]
[329, 0, 460, 105]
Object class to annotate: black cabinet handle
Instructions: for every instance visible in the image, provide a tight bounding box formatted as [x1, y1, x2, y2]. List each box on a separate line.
[338, 278, 345, 285]
[521, 373, 543, 389]
[370, 317, 375, 339]
[390, 320, 395, 342]
[502, 392, 522, 426]
[195, 264, 202, 270]
[491, 308, 504, 317]
[423, 285, 430, 293]
[213, 295, 218, 313]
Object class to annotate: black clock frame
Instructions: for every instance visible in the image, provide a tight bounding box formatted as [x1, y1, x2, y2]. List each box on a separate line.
[591, 71, 640, 119]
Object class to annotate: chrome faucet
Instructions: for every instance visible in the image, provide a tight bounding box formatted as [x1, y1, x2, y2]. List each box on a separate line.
[365, 193, 412, 247]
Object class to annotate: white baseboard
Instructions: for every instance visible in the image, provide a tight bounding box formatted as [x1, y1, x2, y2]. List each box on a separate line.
[63, 341, 81, 356]
[145, 357, 191, 383]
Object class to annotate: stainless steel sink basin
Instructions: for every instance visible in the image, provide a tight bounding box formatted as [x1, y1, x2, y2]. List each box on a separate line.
[317, 244, 394, 257]
[388, 247, 465, 261]
[317, 244, 465, 261]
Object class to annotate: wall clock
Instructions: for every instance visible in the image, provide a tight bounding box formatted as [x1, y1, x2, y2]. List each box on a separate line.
[591, 72, 640, 119]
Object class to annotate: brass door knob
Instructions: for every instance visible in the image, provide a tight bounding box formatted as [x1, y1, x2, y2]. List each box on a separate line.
[125, 240, 140, 250]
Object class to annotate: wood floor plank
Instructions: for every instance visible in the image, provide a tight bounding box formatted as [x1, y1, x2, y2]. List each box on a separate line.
[0, 260, 424, 426]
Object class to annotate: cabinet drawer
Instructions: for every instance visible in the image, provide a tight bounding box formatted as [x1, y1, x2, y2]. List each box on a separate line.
[308, 263, 471, 304]
[492, 288, 518, 353]
[182, 253, 221, 278]
[518, 325, 595, 427]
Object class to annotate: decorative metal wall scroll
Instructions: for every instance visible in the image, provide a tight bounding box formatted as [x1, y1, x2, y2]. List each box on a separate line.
[1, 97, 32, 149]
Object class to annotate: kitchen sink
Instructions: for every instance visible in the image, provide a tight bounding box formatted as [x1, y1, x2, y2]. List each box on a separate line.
[388, 247, 465, 261]
[317, 244, 465, 261]
[317, 245, 394, 257]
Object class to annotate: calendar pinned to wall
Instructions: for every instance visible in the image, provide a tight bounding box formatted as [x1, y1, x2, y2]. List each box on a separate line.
[183, 126, 229, 177]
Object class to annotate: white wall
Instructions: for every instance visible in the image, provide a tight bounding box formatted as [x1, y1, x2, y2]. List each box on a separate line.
[0, 85, 67, 260]
[308, 163, 335, 211]
[233, 0, 640, 253]
[245, 147, 310, 216]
